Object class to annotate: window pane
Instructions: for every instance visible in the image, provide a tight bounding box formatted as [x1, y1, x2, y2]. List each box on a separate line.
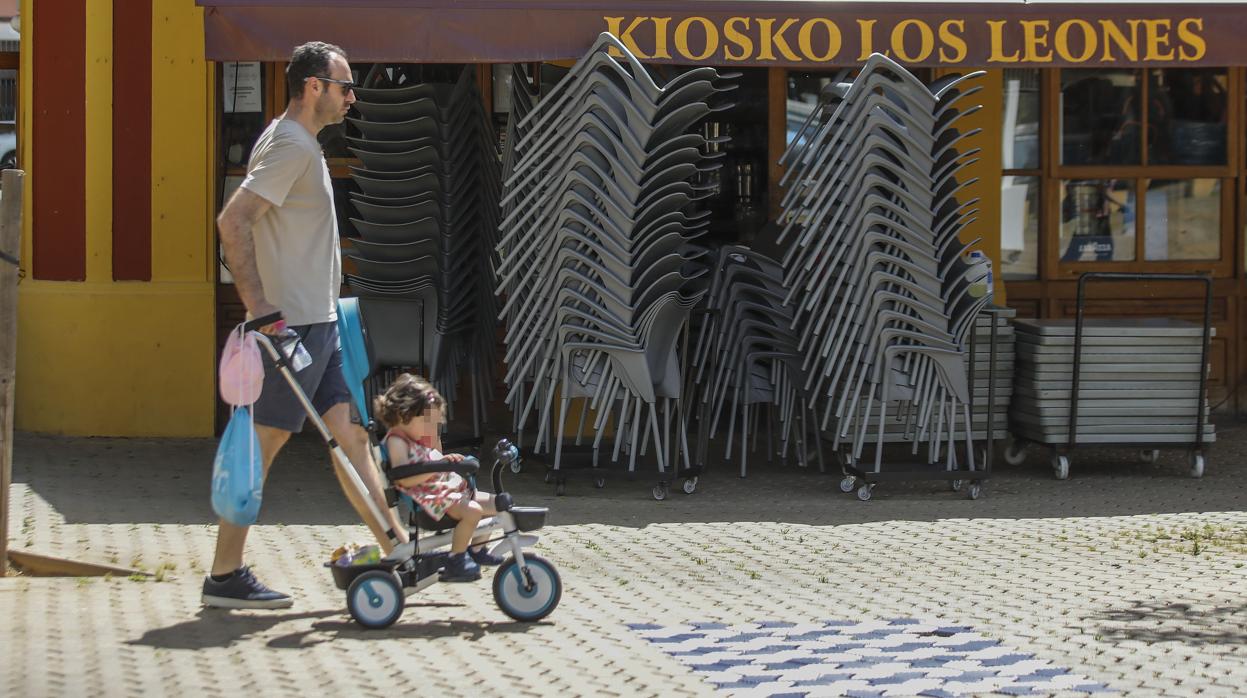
[1144, 179, 1221, 261]
[786, 71, 843, 146]
[1059, 179, 1136, 261]
[1000, 175, 1039, 279]
[1002, 69, 1040, 170]
[1147, 69, 1228, 165]
[1060, 69, 1141, 166]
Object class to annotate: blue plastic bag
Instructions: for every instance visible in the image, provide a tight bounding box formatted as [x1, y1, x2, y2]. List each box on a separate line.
[211, 405, 264, 526]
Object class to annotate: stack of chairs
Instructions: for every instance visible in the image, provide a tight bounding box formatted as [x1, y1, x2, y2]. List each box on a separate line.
[343, 65, 502, 438]
[778, 54, 992, 479]
[498, 64, 540, 332]
[689, 246, 823, 478]
[496, 33, 736, 497]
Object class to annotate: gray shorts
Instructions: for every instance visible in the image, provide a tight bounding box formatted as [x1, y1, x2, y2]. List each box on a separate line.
[253, 322, 352, 433]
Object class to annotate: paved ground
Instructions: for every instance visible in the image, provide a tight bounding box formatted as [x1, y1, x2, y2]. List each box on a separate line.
[2, 423, 1245, 697]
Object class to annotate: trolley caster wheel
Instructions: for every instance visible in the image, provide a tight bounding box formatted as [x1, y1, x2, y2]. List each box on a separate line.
[1003, 440, 1027, 466]
[593, 475, 606, 489]
[968, 481, 982, 500]
[346, 570, 405, 630]
[856, 484, 874, 501]
[682, 477, 698, 495]
[510, 458, 524, 474]
[554, 480, 566, 496]
[1190, 454, 1205, 479]
[1139, 449, 1160, 464]
[1052, 455, 1070, 480]
[839, 476, 856, 493]
[652, 483, 669, 501]
[951, 479, 963, 492]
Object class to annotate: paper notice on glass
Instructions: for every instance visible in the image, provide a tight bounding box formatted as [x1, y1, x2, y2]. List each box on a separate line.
[223, 62, 262, 113]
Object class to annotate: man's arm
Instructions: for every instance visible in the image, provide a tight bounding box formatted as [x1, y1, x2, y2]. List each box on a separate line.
[218, 187, 281, 328]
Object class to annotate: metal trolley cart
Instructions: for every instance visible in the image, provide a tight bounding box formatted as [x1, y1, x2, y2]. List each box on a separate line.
[837, 306, 1009, 501]
[1005, 272, 1213, 479]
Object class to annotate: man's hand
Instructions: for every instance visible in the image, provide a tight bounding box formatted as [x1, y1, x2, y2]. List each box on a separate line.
[249, 301, 285, 334]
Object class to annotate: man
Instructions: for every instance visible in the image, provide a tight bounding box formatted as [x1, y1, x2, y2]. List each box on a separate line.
[203, 42, 408, 609]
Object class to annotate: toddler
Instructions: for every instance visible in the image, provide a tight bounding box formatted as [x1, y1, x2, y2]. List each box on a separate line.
[373, 373, 503, 582]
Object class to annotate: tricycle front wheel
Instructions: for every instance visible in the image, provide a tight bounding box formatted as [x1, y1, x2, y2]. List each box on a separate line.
[493, 555, 562, 622]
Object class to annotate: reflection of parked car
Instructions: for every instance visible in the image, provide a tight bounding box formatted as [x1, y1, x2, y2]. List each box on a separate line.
[0, 121, 15, 170]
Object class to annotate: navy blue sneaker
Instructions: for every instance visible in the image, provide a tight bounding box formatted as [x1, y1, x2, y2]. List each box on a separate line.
[201, 566, 293, 609]
[469, 545, 505, 566]
[440, 552, 482, 582]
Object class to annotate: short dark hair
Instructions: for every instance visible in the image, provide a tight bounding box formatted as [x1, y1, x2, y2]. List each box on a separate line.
[285, 41, 347, 99]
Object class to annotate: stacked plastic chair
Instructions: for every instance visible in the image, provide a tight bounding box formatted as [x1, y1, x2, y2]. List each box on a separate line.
[343, 66, 502, 438]
[498, 64, 540, 331]
[689, 246, 823, 478]
[777, 54, 993, 492]
[497, 33, 736, 498]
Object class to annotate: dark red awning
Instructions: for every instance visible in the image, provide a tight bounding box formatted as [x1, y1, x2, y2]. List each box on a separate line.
[197, 1, 1247, 67]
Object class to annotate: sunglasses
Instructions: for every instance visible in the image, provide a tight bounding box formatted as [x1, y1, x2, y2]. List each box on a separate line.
[313, 75, 356, 93]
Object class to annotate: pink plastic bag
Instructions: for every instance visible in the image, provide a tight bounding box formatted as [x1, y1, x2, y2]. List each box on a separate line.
[219, 323, 264, 406]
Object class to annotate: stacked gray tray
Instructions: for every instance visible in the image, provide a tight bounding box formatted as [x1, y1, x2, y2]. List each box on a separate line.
[1008, 317, 1213, 478]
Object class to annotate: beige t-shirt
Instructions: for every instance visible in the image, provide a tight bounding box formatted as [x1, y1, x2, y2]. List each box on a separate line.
[240, 118, 341, 325]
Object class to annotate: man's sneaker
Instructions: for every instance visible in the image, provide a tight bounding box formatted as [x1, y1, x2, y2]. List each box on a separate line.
[202, 566, 293, 609]
[440, 552, 481, 582]
[468, 545, 505, 566]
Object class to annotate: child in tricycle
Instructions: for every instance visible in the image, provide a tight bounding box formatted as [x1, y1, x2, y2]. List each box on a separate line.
[373, 373, 502, 582]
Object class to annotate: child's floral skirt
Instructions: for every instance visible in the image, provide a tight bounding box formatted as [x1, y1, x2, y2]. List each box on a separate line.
[399, 472, 469, 519]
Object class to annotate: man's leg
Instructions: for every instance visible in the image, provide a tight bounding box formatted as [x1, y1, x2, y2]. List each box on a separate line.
[210, 424, 290, 576]
[203, 422, 294, 609]
[321, 402, 409, 551]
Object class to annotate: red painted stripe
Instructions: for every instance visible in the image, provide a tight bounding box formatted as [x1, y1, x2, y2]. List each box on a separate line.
[32, 0, 87, 280]
[112, 0, 152, 280]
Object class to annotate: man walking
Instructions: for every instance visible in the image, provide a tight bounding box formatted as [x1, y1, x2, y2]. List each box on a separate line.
[203, 41, 408, 609]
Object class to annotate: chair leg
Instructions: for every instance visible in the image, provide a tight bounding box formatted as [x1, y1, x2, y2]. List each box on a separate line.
[740, 400, 749, 478]
[628, 397, 642, 473]
[553, 397, 571, 473]
[649, 402, 666, 474]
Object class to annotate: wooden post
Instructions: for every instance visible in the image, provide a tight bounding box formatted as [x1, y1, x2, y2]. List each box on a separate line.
[0, 169, 24, 577]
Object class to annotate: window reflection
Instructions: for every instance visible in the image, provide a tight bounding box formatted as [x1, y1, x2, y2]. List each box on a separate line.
[1147, 69, 1228, 166]
[1059, 179, 1136, 261]
[1144, 179, 1220, 261]
[1000, 176, 1039, 279]
[1060, 69, 1140, 166]
[1002, 69, 1040, 170]
[786, 71, 849, 147]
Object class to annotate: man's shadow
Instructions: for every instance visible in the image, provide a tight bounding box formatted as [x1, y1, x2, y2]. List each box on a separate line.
[129, 602, 541, 651]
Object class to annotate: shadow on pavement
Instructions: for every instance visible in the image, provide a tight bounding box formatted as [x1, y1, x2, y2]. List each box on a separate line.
[1094, 600, 1247, 645]
[128, 607, 540, 651]
[128, 608, 341, 650]
[14, 421, 1247, 528]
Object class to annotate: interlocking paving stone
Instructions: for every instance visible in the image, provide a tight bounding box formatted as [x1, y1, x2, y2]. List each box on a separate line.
[3, 430, 1246, 697]
[635, 621, 1115, 696]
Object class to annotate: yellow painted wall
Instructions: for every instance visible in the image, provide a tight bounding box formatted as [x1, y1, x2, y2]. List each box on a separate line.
[936, 67, 1006, 305]
[15, 0, 216, 436]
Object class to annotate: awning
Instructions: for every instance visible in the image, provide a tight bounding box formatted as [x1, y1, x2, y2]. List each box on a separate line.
[198, 1, 1247, 67]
